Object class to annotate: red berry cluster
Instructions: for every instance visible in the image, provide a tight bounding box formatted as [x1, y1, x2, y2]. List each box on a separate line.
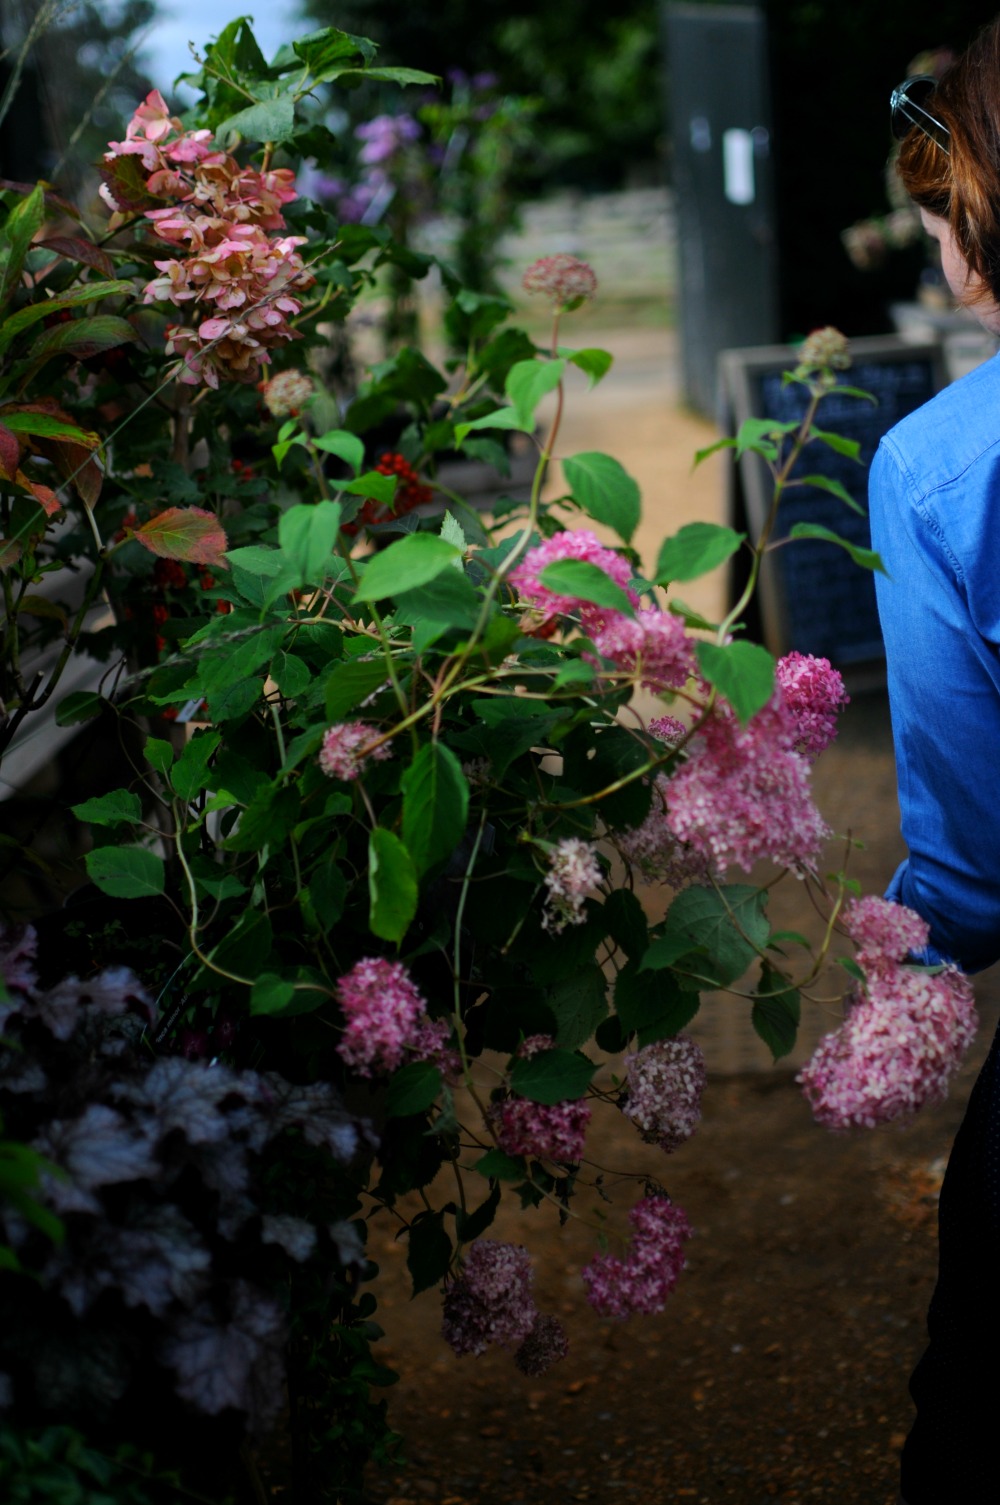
[343, 451, 433, 535]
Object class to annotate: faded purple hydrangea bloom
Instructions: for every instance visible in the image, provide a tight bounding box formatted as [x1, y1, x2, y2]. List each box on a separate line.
[542, 837, 601, 934]
[522, 253, 597, 310]
[798, 963, 977, 1130]
[491, 1095, 591, 1162]
[318, 721, 392, 782]
[442, 1240, 537, 1356]
[614, 774, 713, 888]
[774, 652, 849, 761]
[514, 1313, 569, 1375]
[582, 1195, 692, 1319]
[621, 1036, 707, 1154]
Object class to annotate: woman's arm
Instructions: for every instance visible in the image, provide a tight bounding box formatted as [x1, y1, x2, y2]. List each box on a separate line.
[870, 438, 1000, 973]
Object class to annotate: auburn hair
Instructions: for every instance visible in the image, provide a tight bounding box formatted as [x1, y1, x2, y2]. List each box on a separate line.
[897, 19, 1000, 305]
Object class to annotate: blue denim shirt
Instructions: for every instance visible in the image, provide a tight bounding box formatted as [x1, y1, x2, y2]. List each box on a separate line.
[869, 348, 1000, 973]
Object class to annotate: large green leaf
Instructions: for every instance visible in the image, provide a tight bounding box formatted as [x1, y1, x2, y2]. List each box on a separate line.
[661, 884, 769, 988]
[386, 1061, 442, 1118]
[27, 315, 137, 362]
[538, 559, 635, 618]
[752, 965, 801, 1061]
[563, 452, 640, 544]
[0, 280, 134, 354]
[407, 1210, 452, 1296]
[509, 1048, 595, 1104]
[369, 828, 419, 943]
[324, 658, 391, 720]
[0, 185, 44, 311]
[216, 96, 296, 145]
[505, 358, 565, 428]
[71, 790, 141, 826]
[353, 532, 462, 602]
[788, 522, 887, 575]
[279, 500, 343, 584]
[401, 743, 469, 875]
[170, 730, 222, 803]
[615, 962, 700, 1043]
[695, 639, 775, 726]
[656, 522, 745, 584]
[545, 965, 608, 1050]
[85, 846, 164, 900]
[313, 429, 364, 473]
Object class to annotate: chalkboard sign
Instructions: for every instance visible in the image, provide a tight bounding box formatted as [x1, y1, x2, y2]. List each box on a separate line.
[718, 336, 947, 680]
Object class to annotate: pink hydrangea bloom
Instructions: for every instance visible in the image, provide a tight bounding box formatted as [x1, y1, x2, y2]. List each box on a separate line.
[318, 721, 392, 782]
[517, 1034, 557, 1059]
[509, 530, 636, 630]
[648, 715, 687, 746]
[842, 895, 930, 974]
[491, 1096, 591, 1162]
[621, 1036, 707, 1153]
[593, 607, 695, 693]
[522, 254, 597, 309]
[514, 1313, 570, 1375]
[336, 958, 449, 1077]
[615, 776, 712, 887]
[582, 1195, 692, 1318]
[774, 652, 849, 760]
[798, 963, 977, 1130]
[542, 837, 601, 933]
[664, 703, 828, 875]
[442, 1240, 537, 1356]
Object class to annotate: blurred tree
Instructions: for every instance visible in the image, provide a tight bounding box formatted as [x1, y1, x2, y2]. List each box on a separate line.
[295, 0, 664, 189]
[0, 0, 156, 195]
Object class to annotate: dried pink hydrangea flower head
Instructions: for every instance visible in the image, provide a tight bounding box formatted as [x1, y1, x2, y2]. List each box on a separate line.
[318, 721, 392, 782]
[441, 1240, 537, 1356]
[542, 837, 601, 933]
[522, 253, 597, 310]
[261, 369, 315, 418]
[797, 326, 851, 372]
[621, 1036, 707, 1153]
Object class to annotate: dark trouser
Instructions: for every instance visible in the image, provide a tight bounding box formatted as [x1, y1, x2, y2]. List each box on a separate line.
[900, 1016, 1000, 1503]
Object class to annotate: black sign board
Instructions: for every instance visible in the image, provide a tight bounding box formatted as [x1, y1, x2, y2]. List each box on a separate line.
[718, 335, 947, 683]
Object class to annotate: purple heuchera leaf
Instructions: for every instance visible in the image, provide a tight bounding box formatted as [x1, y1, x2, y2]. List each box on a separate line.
[254, 1073, 375, 1162]
[161, 1279, 287, 1431]
[328, 1219, 366, 1270]
[0, 924, 37, 996]
[34, 1104, 158, 1189]
[113, 1057, 242, 1145]
[261, 1214, 317, 1262]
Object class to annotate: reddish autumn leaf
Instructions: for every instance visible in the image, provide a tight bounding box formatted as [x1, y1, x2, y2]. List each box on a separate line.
[33, 436, 103, 508]
[15, 470, 62, 516]
[133, 508, 229, 568]
[0, 422, 21, 480]
[0, 538, 22, 570]
[36, 237, 115, 279]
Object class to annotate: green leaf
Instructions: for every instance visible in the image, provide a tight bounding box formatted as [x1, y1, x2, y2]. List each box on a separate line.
[289, 25, 375, 72]
[85, 846, 164, 900]
[538, 558, 635, 618]
[279, 500, 343, 584]
[474, 1149, 526, 1181]
[395, 569, 482, 653]
[55, 690, 104, 727]
[250, 975, 296, 1016]
[752, 965, 801, 1060]
[339, 470, 397, 504]
[604, 888, 649, 960]
[0, 411, 99, 444]
[545, 965, 608, 1050]
[456, 1182, 501, 1242]
[0, 280, 134, 354]
[453, 406, 528, 445]
[509, 1048, 595, 1104]
[313, 428, 364, 473]
[223, 782, 299, 853]
[407, 1210, 452, 1296]
[0, 184, 44, 310]
[354, 532, 462, 602]
[199, 911, 272, 988]
[734, 416, 799, 460]
[386, 1061, 442, 1118]
[787, 522, 887, 575]
[217, 95, 296, 145]
[560, 346, 614, 386]
[808, 426, 862, 461]
[505, 358, 565, 428]
[272, 651, 312, 699]
[692, 436, 737, 466]
[401, 743, 469, 875]
[562, 451, 640, 544]
[838, 955, 866, 983]
[144, 737, 173, 776]
[224, 544, 284, 578]
[369, 828, 419, 943]
[656, 522, 745, 584]
[638, 931, 702, 973]
[615, 962, 700, 1043]
[170, 730, 221, 803]
[792, 473, 866, 517]
[661, 884, 769, 988]
[439, 510, 466, 556]
[26, 314, 137, 363]
[322, 659, 390, 722]
[695, 639, 775, 725]
[71, 790, 141, 826]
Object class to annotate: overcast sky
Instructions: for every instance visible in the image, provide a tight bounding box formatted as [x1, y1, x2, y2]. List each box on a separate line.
[134, 2, 296, 95]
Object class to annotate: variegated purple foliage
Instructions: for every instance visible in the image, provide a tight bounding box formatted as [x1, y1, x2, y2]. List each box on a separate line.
[0, 926, 375, 1439]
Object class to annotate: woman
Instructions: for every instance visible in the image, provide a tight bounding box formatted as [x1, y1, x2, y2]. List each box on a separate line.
[873, 25, 1000, 1504]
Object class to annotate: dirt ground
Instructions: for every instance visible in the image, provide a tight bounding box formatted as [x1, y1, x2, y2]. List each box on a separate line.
[361, 329, 1000, 1505]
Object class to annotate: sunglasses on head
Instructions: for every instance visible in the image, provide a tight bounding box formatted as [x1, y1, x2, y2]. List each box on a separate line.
[890, 74, 951, 154]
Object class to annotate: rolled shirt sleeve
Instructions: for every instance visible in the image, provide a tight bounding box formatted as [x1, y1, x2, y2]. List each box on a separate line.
[870, 432, 1000, 973]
